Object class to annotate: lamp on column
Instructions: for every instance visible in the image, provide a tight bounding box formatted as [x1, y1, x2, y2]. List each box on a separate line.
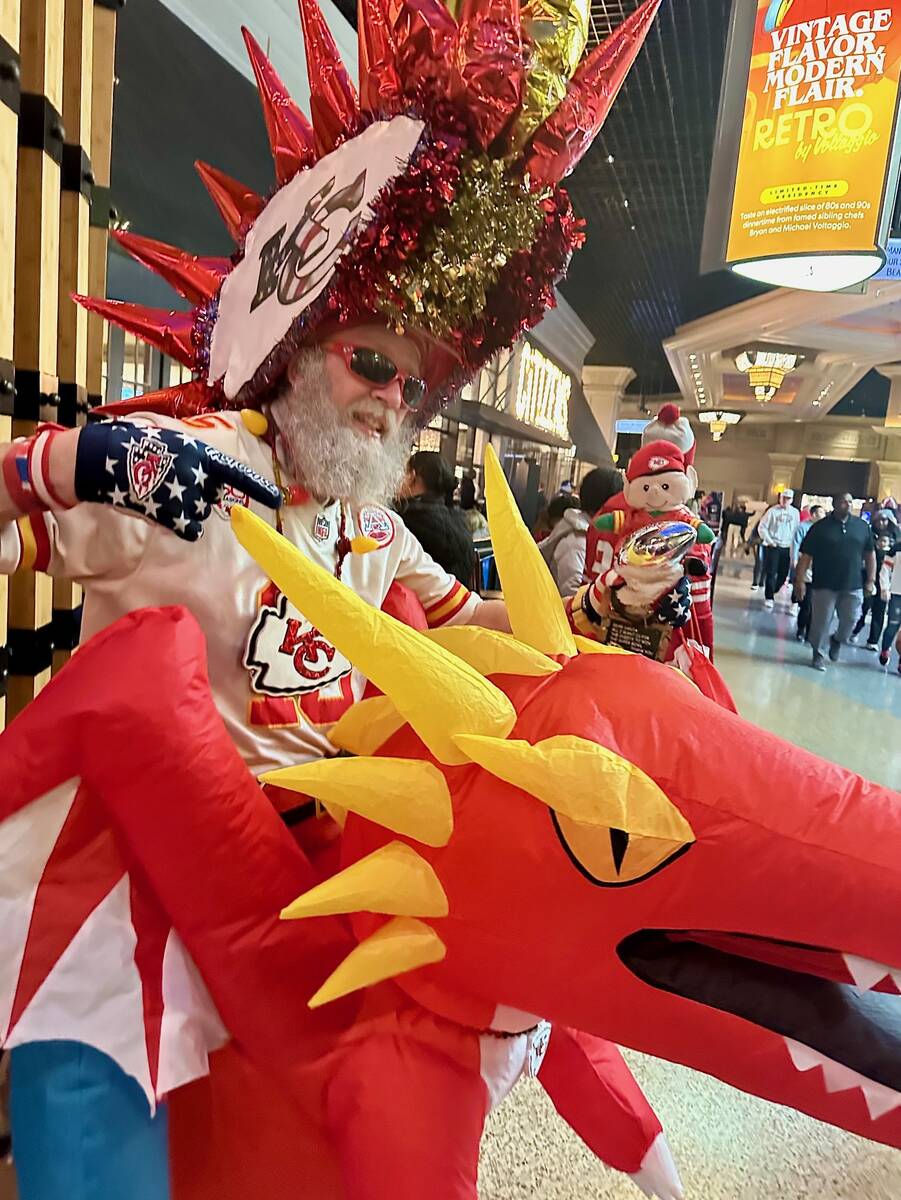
[734, 350, 799, 403]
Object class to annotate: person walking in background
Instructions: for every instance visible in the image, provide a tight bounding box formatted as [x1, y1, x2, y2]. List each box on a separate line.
[878, 522, 901, 674]
[459, 468, 477, 512]
[794, 492, 876, 672]
[540, 466, 623, 596]
[396, 451, 476, 585]
[757, 489, 800, 610]
[791, 504, 823, 642]
[851, 509, 897, 651]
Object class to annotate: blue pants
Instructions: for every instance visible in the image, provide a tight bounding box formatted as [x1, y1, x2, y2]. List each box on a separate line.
[10, 1042, 170, 1200]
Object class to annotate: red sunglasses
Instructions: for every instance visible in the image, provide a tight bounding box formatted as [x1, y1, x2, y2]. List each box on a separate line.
[323, 343, 429, 412]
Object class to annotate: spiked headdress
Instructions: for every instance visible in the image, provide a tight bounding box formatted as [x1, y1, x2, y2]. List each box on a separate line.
[79, 0, 661, 421]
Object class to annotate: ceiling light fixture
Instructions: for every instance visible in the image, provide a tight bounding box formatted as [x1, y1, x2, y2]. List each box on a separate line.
[734, 349, 800, 403]
[698, 409, 741, 442]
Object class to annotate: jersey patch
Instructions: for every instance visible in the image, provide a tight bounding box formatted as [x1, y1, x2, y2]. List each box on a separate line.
[213, 484, 250, 520]
[244, 591, 352, 696]
[357, 505, 395, 548]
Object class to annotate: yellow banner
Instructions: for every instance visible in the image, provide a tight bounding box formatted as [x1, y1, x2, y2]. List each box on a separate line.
[726, 0, 901, 264]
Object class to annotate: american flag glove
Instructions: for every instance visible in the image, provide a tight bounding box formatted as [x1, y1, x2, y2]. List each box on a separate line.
[75, 421, 281, 541]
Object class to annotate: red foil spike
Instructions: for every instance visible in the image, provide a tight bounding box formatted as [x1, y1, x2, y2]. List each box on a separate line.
[93, 380, 215, 421]
[241, 27, 317, 185]
[394, 0, 456, 96]
[297, 0, 360, 156]
[72, 295, 196, 367]
[194, 160, 266, 245]
[112, 231, 227, 306]
[452, 0, 523, 149]
[358, 0, 403, 115]
[522, 0, 662, 187]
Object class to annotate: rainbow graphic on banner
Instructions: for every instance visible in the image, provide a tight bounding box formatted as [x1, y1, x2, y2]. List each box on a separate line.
[764, 0, 796, 31]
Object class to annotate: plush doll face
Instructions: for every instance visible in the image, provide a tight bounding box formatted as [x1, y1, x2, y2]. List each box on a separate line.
[624, 465, 698, 512]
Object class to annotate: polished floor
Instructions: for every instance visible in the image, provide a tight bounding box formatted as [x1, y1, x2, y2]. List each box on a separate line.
[479, 554, 901, 1199]
[3, 561, 900, 1198]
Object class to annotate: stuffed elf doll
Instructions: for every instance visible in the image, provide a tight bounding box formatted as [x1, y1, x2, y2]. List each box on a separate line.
[592, 441, 715, 649]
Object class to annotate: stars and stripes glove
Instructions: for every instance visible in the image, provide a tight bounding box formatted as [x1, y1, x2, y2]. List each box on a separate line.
[75, 421, 281, 541]
[652, 575, 692, 628]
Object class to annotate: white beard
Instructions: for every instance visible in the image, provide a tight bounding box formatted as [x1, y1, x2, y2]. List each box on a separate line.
[267, 349, 413, 508]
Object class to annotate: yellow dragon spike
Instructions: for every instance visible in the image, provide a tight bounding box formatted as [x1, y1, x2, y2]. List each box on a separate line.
[231, 507, 515, 765]
[262, 757, 454, 847]
[328, 695, 406, 757]
[424, 626, 561, 677]
[482, 445, 577, 659]
[453, 733, 694, 844]
[308, 917, 447, 1009]
[281, 841, 449, 921]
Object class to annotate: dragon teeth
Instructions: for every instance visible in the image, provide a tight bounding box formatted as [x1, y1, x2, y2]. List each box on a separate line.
[784, 1039, 901, 1121]
[843, 953, 894, 992]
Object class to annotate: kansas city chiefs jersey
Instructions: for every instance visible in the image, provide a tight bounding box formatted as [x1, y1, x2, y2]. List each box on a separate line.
[0, 409, 480, 1099]
[0, 409, 480, 776]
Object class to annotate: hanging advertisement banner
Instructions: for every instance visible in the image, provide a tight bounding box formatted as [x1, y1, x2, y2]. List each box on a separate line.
[702, 0, 901, 292]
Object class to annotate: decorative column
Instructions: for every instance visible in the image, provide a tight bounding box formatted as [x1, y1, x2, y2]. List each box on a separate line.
[877, 363, 901, 430]
[0, 0, 21, 729]
[581, 365, 635, 452]
[766, 452, 803, 499]
[874, 458, 901, 503]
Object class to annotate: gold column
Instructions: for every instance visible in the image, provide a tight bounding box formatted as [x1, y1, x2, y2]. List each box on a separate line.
[51, 0, 93, 673]
[0, 0, 21, 728]
[9, 0, 64, 718]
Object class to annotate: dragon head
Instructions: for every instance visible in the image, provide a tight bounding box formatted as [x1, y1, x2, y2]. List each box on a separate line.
[233, 447, 901, 1150]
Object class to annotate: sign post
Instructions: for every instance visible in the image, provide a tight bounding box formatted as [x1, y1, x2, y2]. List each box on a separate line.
[702, 0, 901, 292]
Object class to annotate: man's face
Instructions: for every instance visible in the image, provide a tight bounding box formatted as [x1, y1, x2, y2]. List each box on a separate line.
[778, 492, 792, 507]
[810, 506, 824, 522]
[833, 494, 852, 520]
[268, 324, 427, 506]
[317, 324, 425, 443]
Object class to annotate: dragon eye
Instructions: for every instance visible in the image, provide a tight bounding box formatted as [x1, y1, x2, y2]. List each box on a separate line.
[552, 811, 691, 887]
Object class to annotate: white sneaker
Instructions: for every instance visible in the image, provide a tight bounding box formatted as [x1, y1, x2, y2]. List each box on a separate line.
[865, 642, 879, 652]
[764, 599, 774, 610]
[751, 585, 760, 591]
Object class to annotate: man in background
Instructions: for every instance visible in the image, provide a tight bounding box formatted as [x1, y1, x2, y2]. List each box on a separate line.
[795, 493, 876, 671]
[757, 489, 800, 610]
[792, 504, 823, 642]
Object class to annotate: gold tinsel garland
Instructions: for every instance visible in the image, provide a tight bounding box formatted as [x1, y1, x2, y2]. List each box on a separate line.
[379, 155, 545, 339]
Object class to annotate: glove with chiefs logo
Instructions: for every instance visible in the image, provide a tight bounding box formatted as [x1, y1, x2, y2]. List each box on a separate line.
[75, 420, 281, 541]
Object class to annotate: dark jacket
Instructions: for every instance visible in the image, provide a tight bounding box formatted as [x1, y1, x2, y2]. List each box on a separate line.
[396, 494, 476, 586]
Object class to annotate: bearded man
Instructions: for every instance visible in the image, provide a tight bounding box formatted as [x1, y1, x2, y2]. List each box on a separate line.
[0, 0, 679, 1195]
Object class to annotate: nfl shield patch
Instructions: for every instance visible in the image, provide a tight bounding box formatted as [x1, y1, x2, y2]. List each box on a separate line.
[313, 513, 331, 543]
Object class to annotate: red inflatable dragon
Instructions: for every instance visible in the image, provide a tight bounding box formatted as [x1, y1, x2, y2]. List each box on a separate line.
[2, 449, 900, 1199]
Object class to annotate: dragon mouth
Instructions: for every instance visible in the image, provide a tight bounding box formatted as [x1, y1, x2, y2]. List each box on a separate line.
[619, 930, 901, 1121]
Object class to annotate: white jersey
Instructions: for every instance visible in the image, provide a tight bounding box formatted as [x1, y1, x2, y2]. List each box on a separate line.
[757, 503, 800, 549]
[0, 410, 480, 777]
[0, 409, 481, 1100]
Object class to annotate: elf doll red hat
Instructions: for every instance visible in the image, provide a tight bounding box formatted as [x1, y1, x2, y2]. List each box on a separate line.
[641, 403, 696, 466]
[626, 440, 691, 483]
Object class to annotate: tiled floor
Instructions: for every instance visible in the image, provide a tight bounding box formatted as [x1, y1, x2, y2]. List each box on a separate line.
[479, 554, 901, 1198]
[4, 561, 900, 1197]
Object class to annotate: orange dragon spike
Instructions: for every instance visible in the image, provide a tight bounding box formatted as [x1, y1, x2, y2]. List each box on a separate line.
[297, 0, 360, 156]
[194, 160, 265, 245]
[523, 0, 662, 186]
[111, 230, 228, 306]
[357, 0, 403, 116]
[71, 296, 196, 367]
[241, 26, 318, 185]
